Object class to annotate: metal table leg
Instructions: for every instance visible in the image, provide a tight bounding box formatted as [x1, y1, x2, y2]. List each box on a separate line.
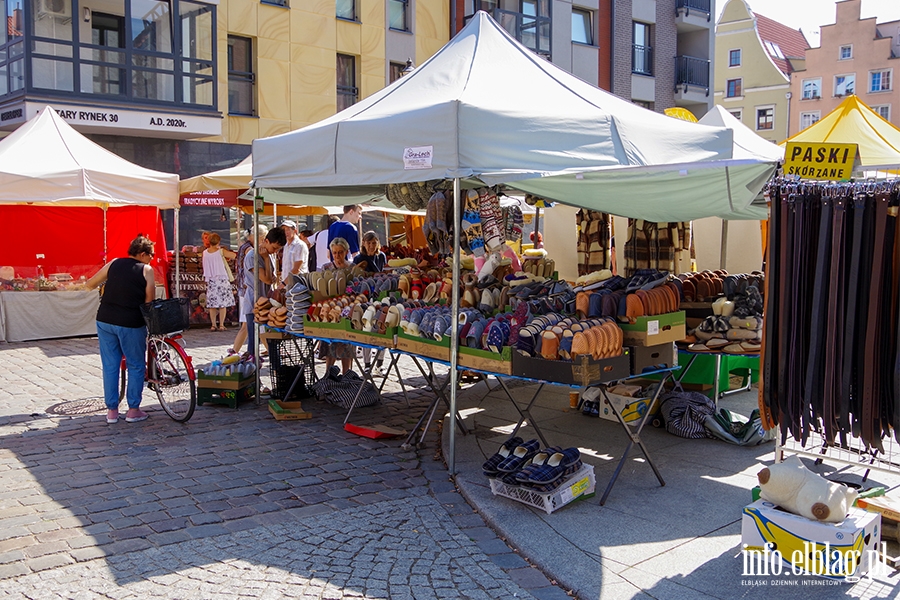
[400, 356, 467, 449]
[495, 378, 550, 448]
[598, 372, 670, 505]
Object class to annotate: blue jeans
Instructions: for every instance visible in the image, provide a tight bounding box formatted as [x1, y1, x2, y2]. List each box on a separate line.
[97, 321, 147, 410]
[246, 314, 256, 357]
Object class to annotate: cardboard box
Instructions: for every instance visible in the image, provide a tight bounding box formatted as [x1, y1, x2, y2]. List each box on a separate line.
[197, 371, 255, 390]
[396, 332, 451, 362]
[341, 327, 398, 348]
[741, 499, 881, 580]
[198, 385, 254, 408]
[268, 399, 312, 420]
[618, 311, 686, 346]
[302, 316, 351, 341]
[458, 345, 513, 376]
[857, 495, 900, 523]
[630, 343, 678, 375]
[511, 351, 631, 386]
[598, 392, 654, 424]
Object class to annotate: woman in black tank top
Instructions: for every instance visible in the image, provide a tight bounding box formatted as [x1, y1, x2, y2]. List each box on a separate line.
[87, 236, 156, 425]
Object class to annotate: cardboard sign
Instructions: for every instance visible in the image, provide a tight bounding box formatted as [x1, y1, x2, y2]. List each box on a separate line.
[783, 142, 858, 180]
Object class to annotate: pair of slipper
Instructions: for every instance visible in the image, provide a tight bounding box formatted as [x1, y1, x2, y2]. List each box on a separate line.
[482, 437, 537, 478]
[689, 340, 760, 354]
[514, 447, 583, 491]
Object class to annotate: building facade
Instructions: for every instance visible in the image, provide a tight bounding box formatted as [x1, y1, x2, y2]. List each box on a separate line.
[713, 0, 808, 144]
[0, 0, 449, 177]
[452, 0, 714, 118]
[789, 0, 900, 136]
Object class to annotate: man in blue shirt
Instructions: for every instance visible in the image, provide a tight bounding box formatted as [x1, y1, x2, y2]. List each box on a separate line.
[328, 204, 362, 260]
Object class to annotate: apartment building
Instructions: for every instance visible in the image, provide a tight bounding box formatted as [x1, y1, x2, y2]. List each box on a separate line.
[789, 0, 900, 136]
[0, 0, 449, 177]
[713, 0, 808, 144]
[452, 0, 714, 118]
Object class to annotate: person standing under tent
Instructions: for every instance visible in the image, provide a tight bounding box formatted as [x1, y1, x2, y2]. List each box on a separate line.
[354, 231, 388, 375]
[201, 233, 236, 331]
[308, 215, 339, 271]
[328, 205, 362, 260]
[319, 237, 355, 374]
[86, 235, 156, 425]
[241, 227, 286, 362]
[231, 226, 266, 355]
[279, 219, 309, 288]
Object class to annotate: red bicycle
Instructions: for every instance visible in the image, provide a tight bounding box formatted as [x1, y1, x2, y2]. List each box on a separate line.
[118, 299, 197, 422]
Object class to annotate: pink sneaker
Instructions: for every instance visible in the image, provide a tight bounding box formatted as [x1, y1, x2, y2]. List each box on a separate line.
[106, 410, 119, 424]
[125, 409, 149, 423]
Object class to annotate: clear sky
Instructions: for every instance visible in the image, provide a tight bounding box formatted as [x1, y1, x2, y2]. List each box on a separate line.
[715, 0, 900, 47]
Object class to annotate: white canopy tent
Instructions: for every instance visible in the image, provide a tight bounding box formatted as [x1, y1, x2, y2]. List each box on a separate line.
[250, 12, 779, 471]
[0, 107, 179, 208]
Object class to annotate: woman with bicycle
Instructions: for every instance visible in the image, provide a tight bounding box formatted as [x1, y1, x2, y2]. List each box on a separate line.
[87, 235, 156, 424]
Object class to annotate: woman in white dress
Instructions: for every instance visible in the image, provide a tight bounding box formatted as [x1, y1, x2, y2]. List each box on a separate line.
[201, 233, 236, 330]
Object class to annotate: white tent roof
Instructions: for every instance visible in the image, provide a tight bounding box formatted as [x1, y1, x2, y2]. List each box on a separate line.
[699, 105, 783, 162]
[180, 156, 251, 194]
[0, 107, 179, 208]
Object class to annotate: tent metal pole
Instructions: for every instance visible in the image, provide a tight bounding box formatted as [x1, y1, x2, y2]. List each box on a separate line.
[533, 206, 542, 248]
[103, 205, 108, 261]
[174, 207, 180, 298]
[719, 220, 729, 271]
[449, 178, 461, 475]
[253, 206, 260, 405]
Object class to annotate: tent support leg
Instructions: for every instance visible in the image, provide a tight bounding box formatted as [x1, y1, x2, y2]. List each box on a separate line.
[449, 178, 462, 476]
[720, 219, 729, 271]
[252, 206, 261, 406]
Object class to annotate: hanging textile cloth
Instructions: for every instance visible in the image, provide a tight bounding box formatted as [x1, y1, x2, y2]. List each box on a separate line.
[622, 220, 692, 277]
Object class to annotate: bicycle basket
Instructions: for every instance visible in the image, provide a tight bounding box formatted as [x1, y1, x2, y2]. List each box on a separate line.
[141, 297, 191, 335]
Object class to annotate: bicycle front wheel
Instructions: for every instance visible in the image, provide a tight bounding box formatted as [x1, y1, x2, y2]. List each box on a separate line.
[149, 337, 196, 422]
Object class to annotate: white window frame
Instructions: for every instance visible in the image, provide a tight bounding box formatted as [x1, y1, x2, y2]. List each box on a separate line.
[571, 7, 594, 45]
[872, 104, 891, 121]
[726, 77, 742, 98]
[799, 111, 820, 129]
[801, 77, 821, 100]
[728, 108, 742, 121]
[728, 48, 741, 67]
[839, 44, 852, 60]
[756, 105, 775, 131]
[869, 69, 892, 93]
[834, 73, 855, 97]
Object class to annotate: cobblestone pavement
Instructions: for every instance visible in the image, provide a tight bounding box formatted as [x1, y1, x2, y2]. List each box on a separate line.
[0, 330, 568, 599]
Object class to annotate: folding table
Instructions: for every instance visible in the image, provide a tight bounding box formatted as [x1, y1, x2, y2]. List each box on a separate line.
[672, 348, 759, 403]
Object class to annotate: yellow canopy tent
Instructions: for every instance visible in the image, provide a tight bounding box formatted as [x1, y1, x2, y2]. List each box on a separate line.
[782, 95, 900, 170]
[664, 107, 699, 123]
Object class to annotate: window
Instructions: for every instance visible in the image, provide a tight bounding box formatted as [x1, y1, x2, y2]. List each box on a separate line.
[85, 12, 125, 96]
[763, 40, 784, 59]
[728, 49, 741, 67]
[336, 0, 355, 20]
[834, 74, 855, 96]
[726, 78, 742, 98]
[227, 36, 254, 116]
[632, 22, 652, 75]
[799, 111, 820, 129]
[632, 100, 653, 110]
[801, 78, 821, 99]
[336, 53, 358, 111]
[839, 45, 852, 60]
[756, 106, 774, 130]
[728, 109, 742, 121]
[388, 0, 408, 31]
[180, 1, 215, 107]
[870, 69, 892, 93]
[872, 105, 891, 120]
[571, 8, 593, 44]
[389, 62, 405, 83]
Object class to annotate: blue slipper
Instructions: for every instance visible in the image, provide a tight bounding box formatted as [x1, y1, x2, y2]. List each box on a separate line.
[482, 437, 524, 477]
[496, 439, 541, 473]
[523, 448, 582, 485]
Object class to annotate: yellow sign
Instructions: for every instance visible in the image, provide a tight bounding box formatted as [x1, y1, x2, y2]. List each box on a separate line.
[783, 142, 858, 180]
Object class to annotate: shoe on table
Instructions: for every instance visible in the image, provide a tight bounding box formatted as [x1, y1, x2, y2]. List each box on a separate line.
[125, 409, 149, 423]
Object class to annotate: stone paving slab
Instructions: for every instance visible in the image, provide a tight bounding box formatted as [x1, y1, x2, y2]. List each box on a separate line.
[0, 330, 566, 598]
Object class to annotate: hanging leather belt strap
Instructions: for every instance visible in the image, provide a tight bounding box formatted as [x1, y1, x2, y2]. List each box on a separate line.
[805, 197, 832, 434]
[860, 193, 889, 450]
[777, 194, 798, 441]
[842, 195, 867, 437]
[822, 198, 846, 443]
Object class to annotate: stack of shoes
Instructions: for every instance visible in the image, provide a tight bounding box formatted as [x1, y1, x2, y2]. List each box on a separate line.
[515, 313, 624, 361]
[253, 297, 272, 324]
[678, 270, 727, 302]
[514, 447, 583, 493]
[267, 306, 288, 329]
[689, 286, 762, 354]
[286, 281, 311, 333]
[482, 436, 524, 477]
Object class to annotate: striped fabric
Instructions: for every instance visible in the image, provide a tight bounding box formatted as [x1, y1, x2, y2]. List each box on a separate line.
[311, 366, 380, 410]
[658, 391, 716, 439]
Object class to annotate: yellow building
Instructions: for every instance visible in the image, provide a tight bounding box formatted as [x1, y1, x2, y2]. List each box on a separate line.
[714, 0, 808, 144]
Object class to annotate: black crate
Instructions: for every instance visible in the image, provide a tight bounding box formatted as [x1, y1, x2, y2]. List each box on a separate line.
[269, 337, 317, 400]
[141, 297, 191, 335]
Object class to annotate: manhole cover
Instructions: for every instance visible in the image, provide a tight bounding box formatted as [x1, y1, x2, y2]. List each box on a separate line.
[46, 397, 108, 416]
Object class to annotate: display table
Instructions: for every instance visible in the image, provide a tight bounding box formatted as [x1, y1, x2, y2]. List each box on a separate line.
[673, 349, 759, 402]
[0, 290, 99, 342]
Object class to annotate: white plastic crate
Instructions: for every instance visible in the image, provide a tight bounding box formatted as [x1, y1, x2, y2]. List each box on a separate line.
[489, 463, 595, 515]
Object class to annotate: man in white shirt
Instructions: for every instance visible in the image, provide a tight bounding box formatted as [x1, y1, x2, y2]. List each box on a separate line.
[280, 220, 309, 286]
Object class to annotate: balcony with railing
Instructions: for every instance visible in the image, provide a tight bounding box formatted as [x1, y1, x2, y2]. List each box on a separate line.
[674, 55, 710, 104]
[632, 44, 653, 76]
[676, 0, 711, 29]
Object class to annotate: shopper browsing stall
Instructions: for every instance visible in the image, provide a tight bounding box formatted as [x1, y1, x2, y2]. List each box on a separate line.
[320, 237, 355, 374]
[280, 220, 309, 286]
[201, 233, 236, 331]
[232, 226, 266, 355]
[353, 231, 387, 375]
[328, 205, 362, 259]
[86, 235, 156, 425]
[242, 227, 286, 361]
[308, 215, 338, 271]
